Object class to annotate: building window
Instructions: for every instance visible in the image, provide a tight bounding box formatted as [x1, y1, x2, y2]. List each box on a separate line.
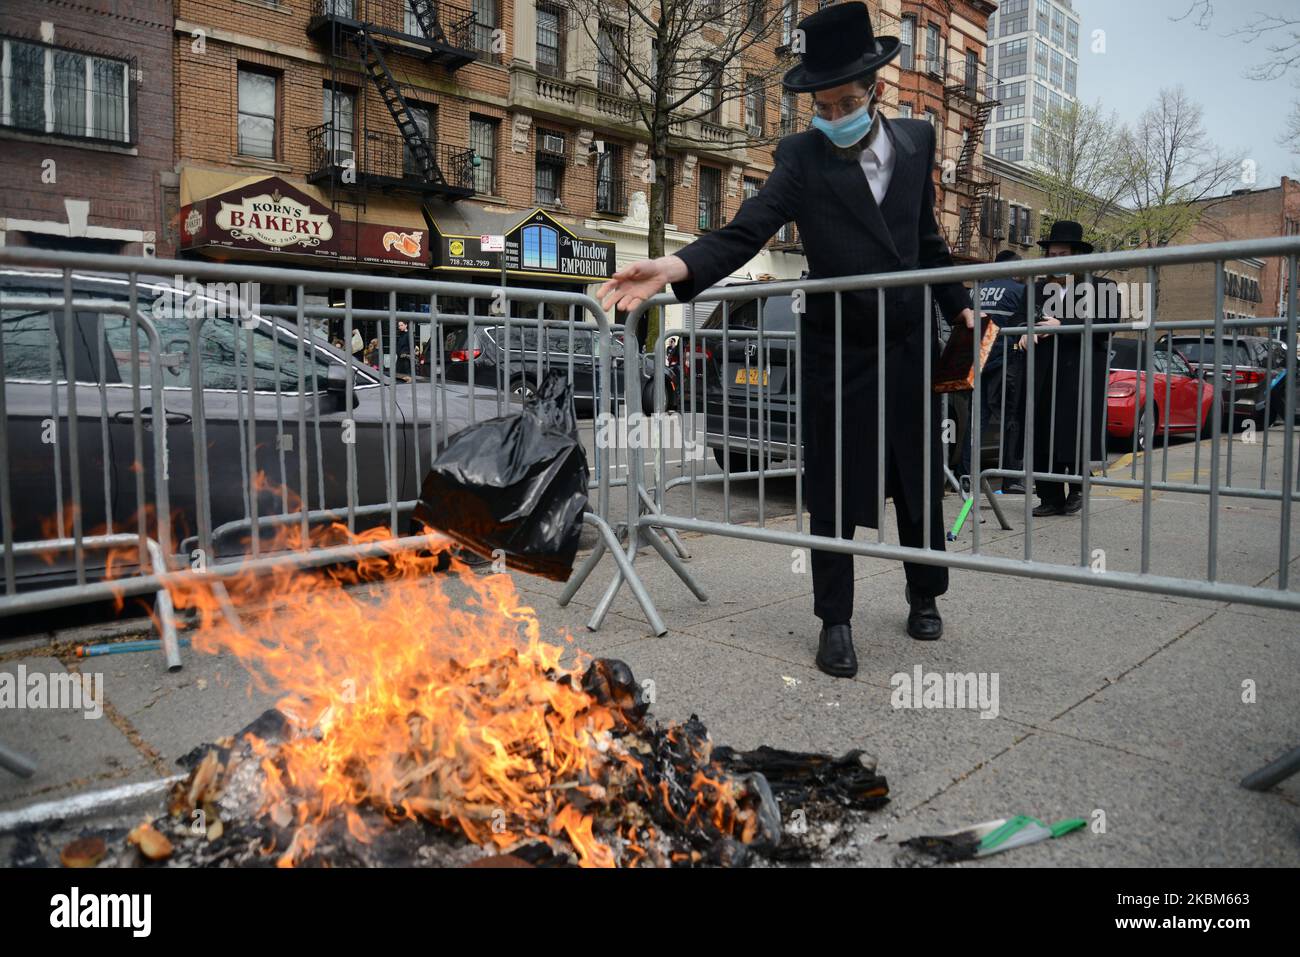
[900, 15, 915, 71]
[472, 0, 498, 55]
[698, 165, 721, 231]
[1067, 18, 1079, 56]
[403, 103, 434, 178]
[898, 102, 913, 119]
[1050, 49, 1063, 88]
[1036, 0, 1050, 35]
[925, 23, 941, 74]
[597, 21, 623, 94]
[965, 49, 979, 93]
[925, 107, 941, 151]
[536, 4, 565, 77]
[596, 143, 626, 214]
[322, 86, 354, 155]
[1051, 8, 1065, 46]
[535, 128, 566, 204]
[743, 176, 763, 202]
[1000, 36, 1027, 77]
[1, 39, 131, 144]
[781, 0, 798, 46]
[522, 224, 558, 270]
[745, 0, 766, 32]
[744, 74, 765, 136]
[700, 60, 722, 122]
[470, 115, 497, 194]
[780, 89, 798, 134]
[1064, 59, 1076, 96]
[237, 68, 278, 158]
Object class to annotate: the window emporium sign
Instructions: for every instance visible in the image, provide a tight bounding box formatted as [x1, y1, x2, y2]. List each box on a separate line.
[431, 209, 614, 281]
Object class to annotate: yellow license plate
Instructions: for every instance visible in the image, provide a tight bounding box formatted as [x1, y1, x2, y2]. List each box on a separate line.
[734, 368, 769, 386]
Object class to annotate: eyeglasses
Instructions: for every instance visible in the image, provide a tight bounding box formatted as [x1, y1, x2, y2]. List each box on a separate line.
[812, 94, 870, 120]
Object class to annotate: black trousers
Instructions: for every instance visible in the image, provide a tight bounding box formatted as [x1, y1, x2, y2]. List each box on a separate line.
[810, 454, 949, 626]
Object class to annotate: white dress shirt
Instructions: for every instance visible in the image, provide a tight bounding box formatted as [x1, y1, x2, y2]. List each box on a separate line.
[858, 113, 895, 206]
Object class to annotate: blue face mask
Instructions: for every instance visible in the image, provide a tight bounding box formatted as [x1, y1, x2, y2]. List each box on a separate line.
[810, 93, 877, 149]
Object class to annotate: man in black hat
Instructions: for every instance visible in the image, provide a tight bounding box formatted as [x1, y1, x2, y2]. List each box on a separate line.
[598, 2, 976, 679]
[1015, 220, 1118, 515]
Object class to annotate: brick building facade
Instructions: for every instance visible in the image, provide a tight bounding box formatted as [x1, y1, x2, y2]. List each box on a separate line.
[0, 1, 175, 257]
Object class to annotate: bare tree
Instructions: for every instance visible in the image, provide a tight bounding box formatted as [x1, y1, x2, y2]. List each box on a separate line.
[555, 0, 795, 341]
[1120, 87, 1243, 250]
[1031, 100, 1132, 250]
[1175, 1, 1300, 158]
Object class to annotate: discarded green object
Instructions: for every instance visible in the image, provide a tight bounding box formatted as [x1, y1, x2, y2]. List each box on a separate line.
[903, 814, 1087, 862]
[947, 496, 975, 541]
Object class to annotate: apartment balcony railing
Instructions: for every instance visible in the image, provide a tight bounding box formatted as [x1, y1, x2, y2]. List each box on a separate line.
[943, 54, 1000, 112]
[307, 0, 490, 69]
[307, 124, 476, 199]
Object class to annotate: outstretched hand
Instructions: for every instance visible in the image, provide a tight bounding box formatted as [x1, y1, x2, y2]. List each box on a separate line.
[597, 256, 689, 313]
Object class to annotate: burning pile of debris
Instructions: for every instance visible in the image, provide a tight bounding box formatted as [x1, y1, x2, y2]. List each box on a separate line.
[55, 532, 890, 868]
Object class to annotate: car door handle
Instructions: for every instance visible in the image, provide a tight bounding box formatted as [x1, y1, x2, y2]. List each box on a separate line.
[113, 407, 192, 426]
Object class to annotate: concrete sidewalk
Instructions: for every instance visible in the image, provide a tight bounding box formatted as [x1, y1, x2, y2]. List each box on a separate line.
[2, 430, 1297, 866]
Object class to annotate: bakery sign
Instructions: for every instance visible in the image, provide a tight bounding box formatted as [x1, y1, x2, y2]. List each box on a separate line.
[215, 186, 333, 249]
[182, 177, 340, 257]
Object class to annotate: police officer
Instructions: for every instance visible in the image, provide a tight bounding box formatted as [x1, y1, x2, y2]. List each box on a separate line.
[962, 250, 1028, 493]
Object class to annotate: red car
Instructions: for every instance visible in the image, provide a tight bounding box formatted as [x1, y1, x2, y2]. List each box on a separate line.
[1106, 339, 1216, 450]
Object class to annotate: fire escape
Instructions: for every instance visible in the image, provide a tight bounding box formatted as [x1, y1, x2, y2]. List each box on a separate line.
[942, 54, 1000, 260]
[306, 0, 480, 203]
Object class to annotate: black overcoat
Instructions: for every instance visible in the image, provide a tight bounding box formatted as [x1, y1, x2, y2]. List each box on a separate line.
[670, 119, 969, 526]
[1025, 276, 1119, 471]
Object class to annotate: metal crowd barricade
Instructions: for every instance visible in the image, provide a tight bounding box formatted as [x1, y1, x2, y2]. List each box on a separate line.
[566, 235, 1300, 630]
[0, 247, 667, 679]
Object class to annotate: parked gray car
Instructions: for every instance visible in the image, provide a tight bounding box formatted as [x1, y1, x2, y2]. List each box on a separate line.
[1, 269, 500, 590]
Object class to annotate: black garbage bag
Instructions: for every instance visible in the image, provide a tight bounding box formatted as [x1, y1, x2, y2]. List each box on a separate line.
[412, 370, 588, 581]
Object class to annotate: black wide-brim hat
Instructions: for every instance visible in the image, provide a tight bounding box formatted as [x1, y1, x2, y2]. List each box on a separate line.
[782, 1, 900, 93]
[1038, 219, 1094, 255]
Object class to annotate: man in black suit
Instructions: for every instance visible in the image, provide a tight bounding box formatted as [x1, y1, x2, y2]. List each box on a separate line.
[598, 2, 975, 678]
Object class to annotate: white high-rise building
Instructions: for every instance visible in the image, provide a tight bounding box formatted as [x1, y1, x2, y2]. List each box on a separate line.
[983, 0, 1080, 167]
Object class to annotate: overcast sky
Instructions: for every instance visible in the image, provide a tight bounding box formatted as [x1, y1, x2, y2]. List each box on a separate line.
[1076, 0, 1297, 191]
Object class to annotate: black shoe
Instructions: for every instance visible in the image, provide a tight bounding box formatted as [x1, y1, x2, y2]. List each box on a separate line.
[1063, 491, 1083, 514]
[1033, 500, 1065, 516]
[816, 622, 858, 678]
[905, 586, 943, 641]
[1002, 481, 1026, 495]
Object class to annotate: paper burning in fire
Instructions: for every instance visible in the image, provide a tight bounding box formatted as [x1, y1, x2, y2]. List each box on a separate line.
[41, 528, 889, 868]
